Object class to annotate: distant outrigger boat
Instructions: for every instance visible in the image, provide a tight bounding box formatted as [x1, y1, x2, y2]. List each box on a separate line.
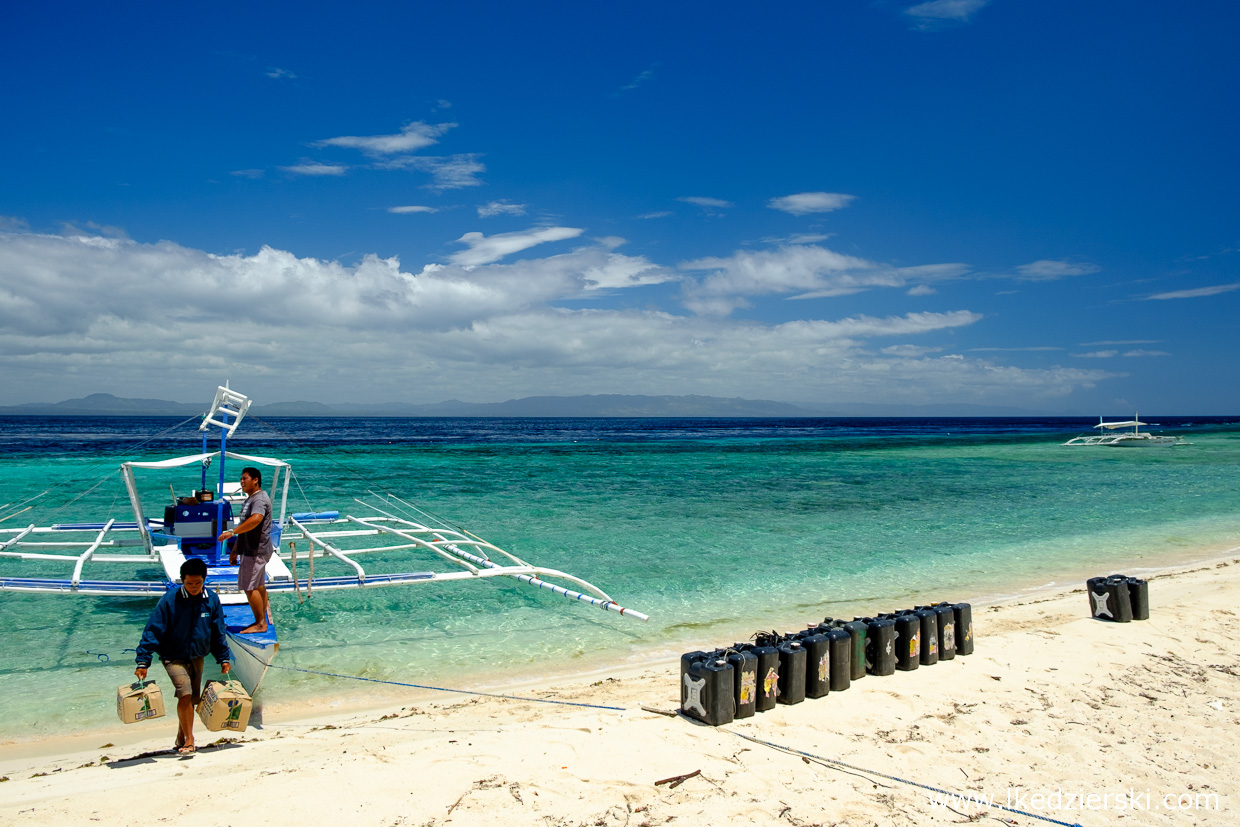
[0, 386, 647, 695]
[1062, 414, 1184, 447]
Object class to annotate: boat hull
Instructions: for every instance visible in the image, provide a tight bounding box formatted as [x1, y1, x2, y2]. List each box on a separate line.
[223, 603, 278, 695]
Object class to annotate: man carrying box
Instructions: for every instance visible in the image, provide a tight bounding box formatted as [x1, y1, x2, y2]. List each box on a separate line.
[135, 557, 232, 755]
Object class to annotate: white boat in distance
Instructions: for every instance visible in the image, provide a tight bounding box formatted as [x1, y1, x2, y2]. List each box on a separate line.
[1063, 414, 1184, 447]
[0, 386, 647, 695]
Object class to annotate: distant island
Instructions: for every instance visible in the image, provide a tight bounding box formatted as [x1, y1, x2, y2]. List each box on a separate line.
[0, 392, 1064, 418]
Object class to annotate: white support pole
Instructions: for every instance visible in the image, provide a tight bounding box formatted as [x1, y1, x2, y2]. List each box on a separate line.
[71, 519, 115, 586]
[290, 518, 367, 583]
[119, 464, 153, 556]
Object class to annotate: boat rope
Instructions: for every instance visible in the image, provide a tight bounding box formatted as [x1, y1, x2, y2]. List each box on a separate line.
[4, 413, 203, 525]
[245, 414, 475, 535]
[91, 637, 1074, 825]
[258, 658, 627, 712]
[722, 730, 1083, 827]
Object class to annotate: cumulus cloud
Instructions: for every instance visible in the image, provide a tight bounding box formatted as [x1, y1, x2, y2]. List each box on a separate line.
[449, 226, 585, 266]
[1014, 260, 1100, 280]
[768, 192, 856, 215]
[281, 162, 348, 176]
[679, 244, 969, 315]
[317, 122, 455, 156]
[478, 201, 528, 218]
[1145, 281, 1240, 300]
[388, 205, 438, 214]
[0, 230, 1115, 408]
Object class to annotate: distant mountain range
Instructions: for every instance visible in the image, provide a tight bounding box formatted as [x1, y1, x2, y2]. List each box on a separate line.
[0, 392, 1065, 418]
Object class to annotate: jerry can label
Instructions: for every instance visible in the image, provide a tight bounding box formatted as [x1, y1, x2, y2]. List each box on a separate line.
[739, 670, 755, 705]
[762, 667, 779, 698]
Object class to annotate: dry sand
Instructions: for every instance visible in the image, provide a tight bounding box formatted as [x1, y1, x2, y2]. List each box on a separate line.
[2, 556, 1238, 826]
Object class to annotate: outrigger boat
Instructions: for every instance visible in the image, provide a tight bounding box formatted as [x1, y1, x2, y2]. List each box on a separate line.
[0, 386, 647, 695]
[1062, 413, 1184, 447]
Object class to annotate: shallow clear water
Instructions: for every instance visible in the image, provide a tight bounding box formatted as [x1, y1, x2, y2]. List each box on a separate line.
[1, 415, 1238, 739]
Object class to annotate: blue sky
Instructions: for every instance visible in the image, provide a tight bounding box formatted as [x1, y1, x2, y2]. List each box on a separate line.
[1, 1, 1237, 411]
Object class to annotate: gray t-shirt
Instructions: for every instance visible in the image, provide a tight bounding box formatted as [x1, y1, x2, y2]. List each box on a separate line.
[237, 489, 273, 557]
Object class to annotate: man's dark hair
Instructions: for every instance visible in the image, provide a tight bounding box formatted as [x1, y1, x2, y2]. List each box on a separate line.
[181, 557, 208, 578]
[241, 466, 262, 487]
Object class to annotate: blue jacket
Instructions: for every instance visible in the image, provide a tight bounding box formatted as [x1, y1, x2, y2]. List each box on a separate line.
[135, 585, 232, 668]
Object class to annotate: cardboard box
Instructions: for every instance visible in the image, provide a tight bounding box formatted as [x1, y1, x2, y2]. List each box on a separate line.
[117, 680, 165, 724]
[198, 679, 252, 732]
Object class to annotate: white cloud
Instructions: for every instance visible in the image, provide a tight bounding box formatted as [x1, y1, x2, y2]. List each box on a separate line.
[882, 344, 944, 357]
[380, 154, 486, 189]
[317, 122, 455, 156]
[230, 169, 264, 179]
[637, 211, 672, 219]
[678, 196, 733, 211]
[266, 68, 297, 80]
[907, 284, 937, 296]
[906, 0, 989, 26]
[280, 162, 348, 176]
[449, 226, 584, 266]
[679, 244, 969, 315]
[768, 192, 856, 215]
[616, 65, 658, 95]
[478, 201, 528, 218]
[0, 230, 1116, 408]
[1072, 350, 1120, 359]
[1146, 281, 1240, 300]
[1122, 349, 1170, 357]
[388, 205, 438, 214]
[1014, 260, 1100, 280]
[1081, 339, 1160, 346]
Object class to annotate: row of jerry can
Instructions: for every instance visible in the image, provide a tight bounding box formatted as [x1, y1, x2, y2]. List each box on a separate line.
[680, 601, 973, 726]
[1087, 575, 1149, 622]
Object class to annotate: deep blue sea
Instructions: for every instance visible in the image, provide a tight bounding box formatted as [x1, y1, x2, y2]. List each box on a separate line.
[2, 414, 1238, 740]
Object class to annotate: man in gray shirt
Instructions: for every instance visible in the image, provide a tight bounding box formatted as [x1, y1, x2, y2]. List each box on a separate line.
[218, 466, 273, 634]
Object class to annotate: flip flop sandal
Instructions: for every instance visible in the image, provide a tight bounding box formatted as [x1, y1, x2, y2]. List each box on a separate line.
[177, 745, 197, 756]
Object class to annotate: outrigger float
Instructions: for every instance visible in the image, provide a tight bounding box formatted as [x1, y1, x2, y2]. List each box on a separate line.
[0, 386, 647, 695]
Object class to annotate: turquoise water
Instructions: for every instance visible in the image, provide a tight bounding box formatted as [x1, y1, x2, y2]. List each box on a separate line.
[1, 417, 1238, 740]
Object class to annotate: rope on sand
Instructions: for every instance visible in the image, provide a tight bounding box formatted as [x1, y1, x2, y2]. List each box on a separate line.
[723, 729, 1083, 827]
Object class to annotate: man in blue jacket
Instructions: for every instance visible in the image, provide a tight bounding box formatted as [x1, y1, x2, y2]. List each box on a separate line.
[135, 557, 232, 755]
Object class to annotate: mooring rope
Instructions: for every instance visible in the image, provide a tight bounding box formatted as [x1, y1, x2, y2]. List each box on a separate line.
[94, 640, 1076, 825]
[723, 729, 1083, 827]
[226, 640, 625, 712]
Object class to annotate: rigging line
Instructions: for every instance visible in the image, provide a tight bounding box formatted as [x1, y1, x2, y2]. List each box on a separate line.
[288, 470, 317, 513]
[7, 413, 205, 522]
[365, 490, 457, 535]
[245, 413, 389, 485]
[723, 730, 1083, 827]
[39, 471, 131, 525]
[0, 491, 48, 522]
[246, 415, 470, 531]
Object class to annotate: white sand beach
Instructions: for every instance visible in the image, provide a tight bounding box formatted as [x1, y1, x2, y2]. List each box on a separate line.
[2, 555, 1237, 826]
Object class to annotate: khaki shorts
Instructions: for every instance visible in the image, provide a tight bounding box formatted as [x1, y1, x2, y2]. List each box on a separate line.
[163, 658, 205, 704]
[237, 552, 271, 591]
